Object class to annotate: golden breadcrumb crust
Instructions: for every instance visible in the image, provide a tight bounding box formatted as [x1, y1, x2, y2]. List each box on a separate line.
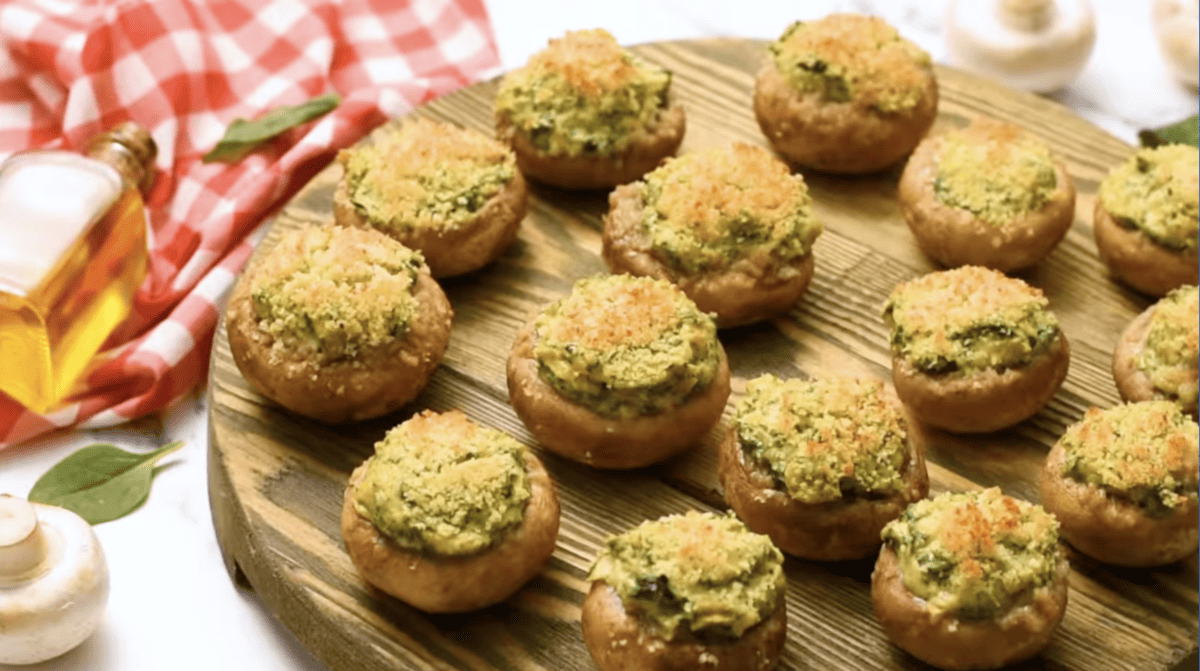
[753, 15, 937, 174]
[507, 318, 731, 468]
[1113, 289, 1200, 417]
[898, 117, 1076, 271]
[1094, 199, 1200, 297]
[226, 227, 453, 423]
[333, 119, 528, 278]
[718, 379, 929, 560]
[1040, 403, 1199, 566]
[602, 145, 820, 327]
[872, 543, 1069, 670]
[341, 446, 560, 613]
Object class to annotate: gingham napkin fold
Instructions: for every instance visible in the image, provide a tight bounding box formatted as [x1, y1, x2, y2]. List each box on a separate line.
[0, 0, 501, 448]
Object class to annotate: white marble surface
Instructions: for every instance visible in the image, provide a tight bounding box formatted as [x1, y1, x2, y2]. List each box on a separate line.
[0, 1, 1195, 670]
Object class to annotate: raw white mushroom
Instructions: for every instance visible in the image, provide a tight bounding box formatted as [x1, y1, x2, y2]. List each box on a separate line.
[1152, 0, 1199, 88]
[945, 0, 1097, 93]
[0, 494, 110, 665]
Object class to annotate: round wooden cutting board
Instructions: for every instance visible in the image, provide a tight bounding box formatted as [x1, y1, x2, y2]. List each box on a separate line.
[207, 38, 1198, 671]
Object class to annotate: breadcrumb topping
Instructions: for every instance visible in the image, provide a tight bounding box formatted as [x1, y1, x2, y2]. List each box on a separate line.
[934, 118, 1058, 226]
[339, 117, 515, 231]
[520, 28, 642, 95]
[494, 28, 672, 157]
[769, 14, 932, 113]
[1137, 284, 1200, 410]
[882, 266, 1060, 375]
[640, 143, 823, 273]
[734, 375, 909, 503]
[587, 511, 785, 641]
[353, 409, 531, 556]
[1058, 401, 1199, 515]
[533, 275, 721, 418]
[881, 488, 1060, 619]
[1139, 285, 1199, 407]
[539, 274, 682, 349]
[248, 226, 423, 363]
[1098, 144, 1199, 252]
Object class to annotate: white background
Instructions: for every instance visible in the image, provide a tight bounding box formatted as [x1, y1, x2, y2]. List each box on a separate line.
[0, 1, 1196, 670]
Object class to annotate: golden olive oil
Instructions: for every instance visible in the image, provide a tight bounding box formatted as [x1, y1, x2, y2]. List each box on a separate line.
[0, 123, 156, 413]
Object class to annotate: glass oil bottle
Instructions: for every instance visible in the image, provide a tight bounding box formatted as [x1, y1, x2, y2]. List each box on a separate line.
[0, 121, 157, 413]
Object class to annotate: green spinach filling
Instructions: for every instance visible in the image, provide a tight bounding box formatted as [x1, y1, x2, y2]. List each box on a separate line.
[733, 375, 909, 503]
[884, 304, 1060, 375]
[1059, 402, 1199, 517]
[494, 29, 673, 158]
[1098, 145, 1199, 253]
[587, 511, 785, 641]
[637, 144, 822, 274]
[881, 488, 1060, 620]
[533, 276, 720, 419]
[354, 412, 531, 556]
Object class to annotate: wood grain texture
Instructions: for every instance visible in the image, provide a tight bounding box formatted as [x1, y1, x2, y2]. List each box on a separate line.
[207, 39, 1199, 671]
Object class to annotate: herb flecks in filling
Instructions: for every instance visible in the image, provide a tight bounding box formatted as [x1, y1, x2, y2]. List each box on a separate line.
[934, 119, 1058, 227]
[1098, 144, 1199, 252]
[587, 511, 785, 641]
[339, 118, 515, 233]
[882, 266, 1060, 376]
[494, 28, 673, 158]
[1058, 402, 1200, 516]
[249, 226, 423, 364]
[639, 143, 823, 274]
[769, 14, 932, 113]
[1138, 285, 1199, 407]
[734, 375, 910, 503]
[533, 275, 721, 419]
[881, 488, 1060, 620]
[353, 410, 531, 556]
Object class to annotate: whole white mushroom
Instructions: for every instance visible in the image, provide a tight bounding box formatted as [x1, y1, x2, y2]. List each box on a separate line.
[1153, 0, 1199, 88]
[945, 0, 1097, 93]
[0, 494, 110, 665]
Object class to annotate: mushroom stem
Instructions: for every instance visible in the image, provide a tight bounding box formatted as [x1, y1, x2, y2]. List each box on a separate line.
[999, 0, 1055, 32]
[0, 494, 49, 582]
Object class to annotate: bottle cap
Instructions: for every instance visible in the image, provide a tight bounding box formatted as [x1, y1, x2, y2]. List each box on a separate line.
[86, 121, 158, 193]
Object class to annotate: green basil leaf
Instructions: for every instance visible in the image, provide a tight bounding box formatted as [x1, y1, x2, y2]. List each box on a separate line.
[1139, 114, 1199, 148]
[202, 93, 341, 163]
[28, 441, 184, 525]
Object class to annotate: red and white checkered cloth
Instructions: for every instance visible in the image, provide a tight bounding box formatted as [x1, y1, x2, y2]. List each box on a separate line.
[0, 0, 500, 448]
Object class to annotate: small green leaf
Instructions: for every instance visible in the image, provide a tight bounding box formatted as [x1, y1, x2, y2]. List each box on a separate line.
[28, 441, 184, 525]
[203, 93, 341, 163]
[1139, 114, 1199, 148]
